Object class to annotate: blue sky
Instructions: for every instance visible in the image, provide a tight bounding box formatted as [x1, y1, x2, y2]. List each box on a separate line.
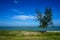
[0, 0, 60, 26]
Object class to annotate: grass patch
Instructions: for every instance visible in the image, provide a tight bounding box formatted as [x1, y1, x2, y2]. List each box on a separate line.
[0, 30, 60, 40]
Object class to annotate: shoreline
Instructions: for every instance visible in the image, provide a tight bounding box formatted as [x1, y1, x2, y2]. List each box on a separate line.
[47, 31, 60, 32]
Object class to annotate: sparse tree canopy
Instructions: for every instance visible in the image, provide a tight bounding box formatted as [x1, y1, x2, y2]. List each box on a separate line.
[36, 8, 53, 28]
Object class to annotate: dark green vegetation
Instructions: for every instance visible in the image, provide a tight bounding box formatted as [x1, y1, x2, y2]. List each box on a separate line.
[0, 30, 60, 40]
[36, 8, 53, 28]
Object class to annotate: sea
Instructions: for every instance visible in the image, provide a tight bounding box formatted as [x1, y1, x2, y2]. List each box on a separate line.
[0, 26, 60, 31]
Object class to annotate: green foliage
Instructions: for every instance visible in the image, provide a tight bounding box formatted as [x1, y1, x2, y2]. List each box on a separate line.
[45, 8, 52, 23]
[36, 8, 53, 28]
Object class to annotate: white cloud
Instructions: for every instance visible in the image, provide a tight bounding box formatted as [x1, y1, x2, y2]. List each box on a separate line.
[12, 9, 25, 14]
[14, 0, 18, 4]
[12, 15, 36, 20]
